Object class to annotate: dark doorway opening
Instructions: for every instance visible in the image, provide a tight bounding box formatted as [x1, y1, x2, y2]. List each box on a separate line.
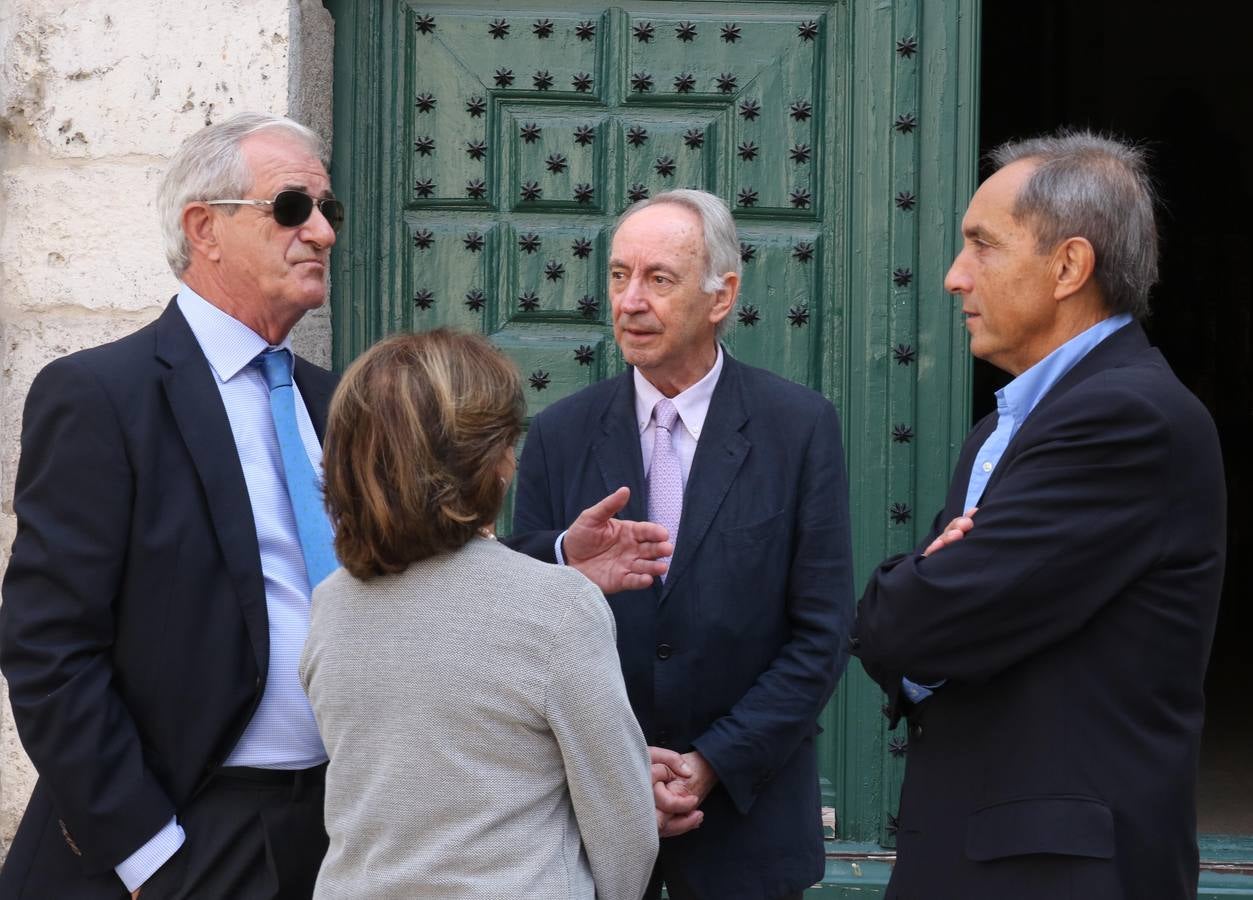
[979, 1, 1253, 836]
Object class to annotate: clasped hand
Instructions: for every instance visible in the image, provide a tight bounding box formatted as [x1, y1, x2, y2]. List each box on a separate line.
[648, 747, 717, 838]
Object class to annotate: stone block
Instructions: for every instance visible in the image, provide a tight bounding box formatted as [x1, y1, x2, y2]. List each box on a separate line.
[1, 162, 174, 313]
[2, 0, 292, 159]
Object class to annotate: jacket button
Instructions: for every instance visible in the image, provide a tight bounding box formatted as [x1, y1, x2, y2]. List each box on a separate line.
[848, 635, 861, 651]
[656, 729, 670, 745]
[909, 722, 923, 741]
[656, 642, 673, 660]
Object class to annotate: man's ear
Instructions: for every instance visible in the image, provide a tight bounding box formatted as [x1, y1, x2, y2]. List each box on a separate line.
[709, 272, 740, 326]
[1052, 236, 1096, 301]
[182, 203, 223, 263]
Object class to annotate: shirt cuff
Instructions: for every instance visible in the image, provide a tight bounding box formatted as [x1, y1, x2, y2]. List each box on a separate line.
[554, 530, 569, 566]
[900, 677, 946, 703]
[115, 816, 185, 892]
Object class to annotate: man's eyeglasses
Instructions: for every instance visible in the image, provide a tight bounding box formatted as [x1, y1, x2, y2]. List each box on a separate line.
[204, 190, 345, 233]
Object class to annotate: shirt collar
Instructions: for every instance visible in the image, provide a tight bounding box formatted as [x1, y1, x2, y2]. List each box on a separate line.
[176, 283, 294, 383]
[633, 345, 725, 440]
[998, 313, 1134, 423]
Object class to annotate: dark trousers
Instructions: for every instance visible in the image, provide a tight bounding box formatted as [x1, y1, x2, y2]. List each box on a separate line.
[644, 866, 805, 900]
[139, 766, 328, 900]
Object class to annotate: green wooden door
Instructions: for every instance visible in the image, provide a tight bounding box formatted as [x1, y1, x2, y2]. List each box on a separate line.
[327, 1, 978, 892]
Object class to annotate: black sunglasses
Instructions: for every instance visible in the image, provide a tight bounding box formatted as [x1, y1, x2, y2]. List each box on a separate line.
[204, 190, 345, 232]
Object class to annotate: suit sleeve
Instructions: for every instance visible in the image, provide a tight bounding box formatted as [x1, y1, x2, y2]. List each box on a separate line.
[855, 382, 1174, 685]
[546, 579, 658, 900]
[0, 358, 176, 873]
[854, 507, 949, 701]
[692, 401, 855, 814]
[508, 412, 561, 562]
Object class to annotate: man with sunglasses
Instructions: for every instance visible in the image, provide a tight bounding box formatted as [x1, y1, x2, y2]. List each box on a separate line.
[1, 111, 674, 899]
[0, 111, 342, 899]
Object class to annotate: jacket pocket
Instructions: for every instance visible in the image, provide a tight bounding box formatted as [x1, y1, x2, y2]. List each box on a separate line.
[718, 509, 784, 545]
[965, 795, 1115, 862]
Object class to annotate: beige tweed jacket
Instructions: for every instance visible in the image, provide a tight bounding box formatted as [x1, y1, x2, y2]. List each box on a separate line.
[300, 536, 658, 899]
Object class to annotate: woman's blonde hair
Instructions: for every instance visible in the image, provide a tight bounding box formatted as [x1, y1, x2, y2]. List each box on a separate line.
[323, 329, 524, 579]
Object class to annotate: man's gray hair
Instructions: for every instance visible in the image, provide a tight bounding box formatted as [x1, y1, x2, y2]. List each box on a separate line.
[615, 189, 742, 335]
[990, 130, 1158, 319]
[156, 112, 326, 276]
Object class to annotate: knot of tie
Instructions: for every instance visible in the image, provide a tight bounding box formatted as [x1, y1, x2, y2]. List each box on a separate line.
[256, 348, 294, 391]
[653, 398, 680, 433]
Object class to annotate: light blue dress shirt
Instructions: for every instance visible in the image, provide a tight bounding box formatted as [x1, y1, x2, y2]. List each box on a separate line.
[116, 285, 330, 891]
[900, 314, 1133, 704]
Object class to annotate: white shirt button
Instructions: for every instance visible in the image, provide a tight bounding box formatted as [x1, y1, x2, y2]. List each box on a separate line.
[982, 461, 993, 472]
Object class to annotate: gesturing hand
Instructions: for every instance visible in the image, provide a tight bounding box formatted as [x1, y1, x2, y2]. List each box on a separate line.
[563, 487, 673, 593]
[922, 508, 977, 557]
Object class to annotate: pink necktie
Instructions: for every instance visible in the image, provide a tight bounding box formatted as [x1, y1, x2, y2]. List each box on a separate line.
[647, 399, 683, 577]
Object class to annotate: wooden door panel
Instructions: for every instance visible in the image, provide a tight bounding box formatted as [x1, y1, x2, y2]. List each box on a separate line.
[398, 3, 840, 425]
[330, 0, 981, 869]
[403, 218, 502, 331]
[724, 227, 822, 387]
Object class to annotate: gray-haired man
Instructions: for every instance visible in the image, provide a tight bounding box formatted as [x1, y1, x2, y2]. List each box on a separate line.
[514, 190, 856, 900]
[855, 131, 1225, 900]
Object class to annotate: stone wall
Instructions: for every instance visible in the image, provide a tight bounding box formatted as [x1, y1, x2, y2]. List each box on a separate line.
[0, 0, 334, 856]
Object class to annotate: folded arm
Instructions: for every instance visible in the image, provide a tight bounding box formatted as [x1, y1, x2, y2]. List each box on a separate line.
[855, 385, 1174, 685]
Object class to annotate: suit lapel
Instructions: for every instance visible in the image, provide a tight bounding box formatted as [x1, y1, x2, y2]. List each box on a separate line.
[294, 358, 334, 442]
[592, 373, 650, 523]
[1026, 321, 1148, 422]
[980, 321, 1149, 502]
[661, 355, 750, 602]
[155, 301, 268, 673]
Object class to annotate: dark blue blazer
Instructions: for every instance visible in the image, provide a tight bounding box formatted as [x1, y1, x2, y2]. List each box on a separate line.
[513, 353, 855, 900]
[0, 300, 336, 898]
[855, 323, 1226, 900]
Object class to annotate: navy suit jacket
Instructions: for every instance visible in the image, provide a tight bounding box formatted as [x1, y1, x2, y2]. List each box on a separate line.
[855, 323, 1226, 900]
[513, 353, 855, 900]
[0, 300, 336, 898]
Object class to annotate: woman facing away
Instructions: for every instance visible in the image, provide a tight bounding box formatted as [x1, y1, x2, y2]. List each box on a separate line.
[300, 329, 658, 899]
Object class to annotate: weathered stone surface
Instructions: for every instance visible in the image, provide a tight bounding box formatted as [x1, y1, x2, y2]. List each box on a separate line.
[2, 1, 291, 159]
[1, 162, 172, 313]
[291, 302, 333, 370]
[289, 0, 336, 143]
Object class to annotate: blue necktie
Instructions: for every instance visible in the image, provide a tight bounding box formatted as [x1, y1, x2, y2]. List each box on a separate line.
[256, 349, 338, 587]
